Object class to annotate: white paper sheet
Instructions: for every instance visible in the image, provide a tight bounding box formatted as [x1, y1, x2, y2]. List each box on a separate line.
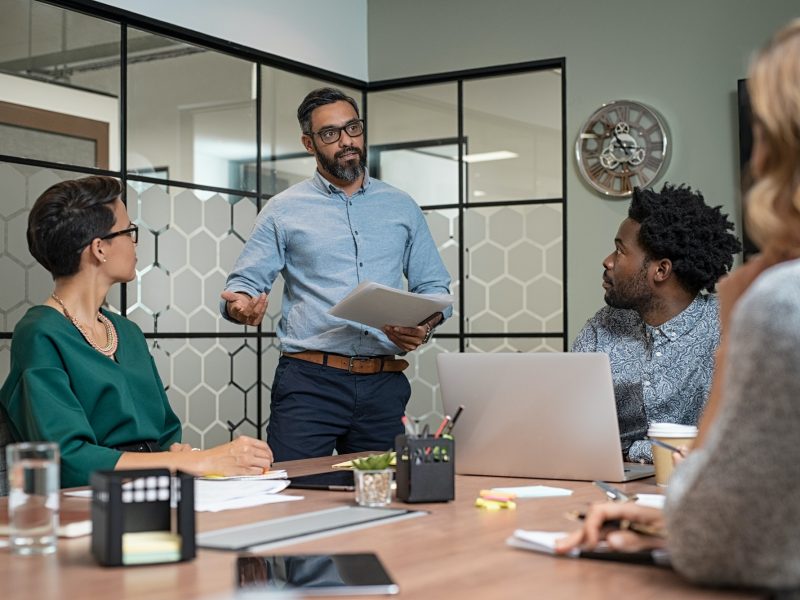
[490, 485, 573, 498]
[506, 529, 576, 556]
[635, 493, 666, 509]
[328, 280, 453, 329]
[194, 479, 299, 512]
[198, 469, 287, 481]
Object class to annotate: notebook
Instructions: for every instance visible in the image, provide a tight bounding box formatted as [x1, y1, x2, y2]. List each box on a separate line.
[436, 352, 654, 482]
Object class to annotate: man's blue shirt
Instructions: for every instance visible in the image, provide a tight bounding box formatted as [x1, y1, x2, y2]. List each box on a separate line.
[222, 170, 452, 355]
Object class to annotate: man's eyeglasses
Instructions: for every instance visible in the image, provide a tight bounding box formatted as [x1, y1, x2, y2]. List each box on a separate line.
[308, 119, 364, 145]
[100, 225, 138, 244]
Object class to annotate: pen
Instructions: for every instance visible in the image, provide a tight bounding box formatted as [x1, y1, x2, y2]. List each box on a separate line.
[647, 437, 686, 455]
[444, 405, 464, 435]
[564, 510, 667, 539]
[592, 480, 637, 503]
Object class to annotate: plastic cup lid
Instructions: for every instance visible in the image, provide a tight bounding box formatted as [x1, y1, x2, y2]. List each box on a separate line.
[647, 422, 698, 438]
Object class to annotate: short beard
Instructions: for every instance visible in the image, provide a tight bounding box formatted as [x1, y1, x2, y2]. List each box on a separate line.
[314, 141, 366, 183]
[604, 263, 653, 313]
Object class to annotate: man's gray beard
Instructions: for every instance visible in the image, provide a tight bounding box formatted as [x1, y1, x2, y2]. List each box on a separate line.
[330, 159, 364, 182]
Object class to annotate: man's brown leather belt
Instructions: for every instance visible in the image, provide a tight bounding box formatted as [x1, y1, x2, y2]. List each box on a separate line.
[283, 351, 409, 374]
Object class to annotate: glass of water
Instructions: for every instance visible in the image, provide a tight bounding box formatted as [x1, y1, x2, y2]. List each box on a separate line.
[6, 442, 60, 555]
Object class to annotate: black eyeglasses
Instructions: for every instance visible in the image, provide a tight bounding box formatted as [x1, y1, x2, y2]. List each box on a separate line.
[308, 119, 364, 145]
[100, 224, 138, 244]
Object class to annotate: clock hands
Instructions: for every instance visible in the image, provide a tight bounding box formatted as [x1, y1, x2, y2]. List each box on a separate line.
[613, 131, 631, 155]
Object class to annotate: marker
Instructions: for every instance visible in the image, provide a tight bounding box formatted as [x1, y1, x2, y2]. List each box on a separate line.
[401, 416, 417, 439]
[444, 405, 465, 435]
[433, 415, 451, 439]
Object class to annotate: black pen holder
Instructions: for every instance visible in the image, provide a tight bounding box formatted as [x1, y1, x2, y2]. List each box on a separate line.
[394, 434, 455, 503]
[91, 468, 196, 567]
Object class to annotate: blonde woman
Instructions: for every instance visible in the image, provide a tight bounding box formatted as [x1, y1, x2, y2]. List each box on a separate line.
[0, 176, 273, 487]
[556, 20, 800, 593]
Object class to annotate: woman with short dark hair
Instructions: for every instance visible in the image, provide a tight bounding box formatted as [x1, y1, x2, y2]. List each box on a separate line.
[0, 176, 272, 488]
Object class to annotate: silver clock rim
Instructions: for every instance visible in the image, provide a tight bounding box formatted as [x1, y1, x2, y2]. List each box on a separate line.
[575, 99, 670, 198]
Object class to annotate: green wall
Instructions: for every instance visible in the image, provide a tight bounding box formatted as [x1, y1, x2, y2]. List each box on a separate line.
[367, 0, 798, 343]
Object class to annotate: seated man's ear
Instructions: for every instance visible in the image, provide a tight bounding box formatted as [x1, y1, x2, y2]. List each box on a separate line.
[652, 258, 673, 283]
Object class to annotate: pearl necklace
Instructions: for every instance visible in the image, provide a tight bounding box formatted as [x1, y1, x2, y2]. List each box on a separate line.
[51, 293, 118, 358]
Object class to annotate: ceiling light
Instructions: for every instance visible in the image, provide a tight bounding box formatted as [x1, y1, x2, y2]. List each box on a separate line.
[459, 151, 519, 163]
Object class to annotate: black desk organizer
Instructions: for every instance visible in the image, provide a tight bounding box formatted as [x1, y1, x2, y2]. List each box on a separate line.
[90, 468, 196, 566]
[394, 434, 455, 503]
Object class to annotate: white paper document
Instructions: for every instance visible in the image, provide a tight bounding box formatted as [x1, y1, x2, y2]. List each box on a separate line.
[328, 280, 453, 330]
[198, 469, 287, 481]
[194, 479, 301, 512]
[490, 485, 573, 499]
[506, 530, 576, 556]
[635, 493, 666, 509]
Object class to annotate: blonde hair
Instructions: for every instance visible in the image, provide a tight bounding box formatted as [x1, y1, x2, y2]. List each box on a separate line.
[746, 19, 800, 253]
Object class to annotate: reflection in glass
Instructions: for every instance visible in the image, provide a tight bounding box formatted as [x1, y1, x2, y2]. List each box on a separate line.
[127, 29, 256, 190]
[463, 70, 562, 202]
[367, 84, 459, 207]
[464, 204, 563, 334]
[0, 0, 120, 169]
[0, 0, 120, 94]
[371, 142, 461, 208]
[368, 83, 457, 146]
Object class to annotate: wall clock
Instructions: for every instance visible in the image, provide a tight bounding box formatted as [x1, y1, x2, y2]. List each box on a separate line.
[575, 100, 669, 198]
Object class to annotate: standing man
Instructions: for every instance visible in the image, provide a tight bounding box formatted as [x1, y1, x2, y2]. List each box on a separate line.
[221, 88, 452, 461]
[572, 184, 740, 463]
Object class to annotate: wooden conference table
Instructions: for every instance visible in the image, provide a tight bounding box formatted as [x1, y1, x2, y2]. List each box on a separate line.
[1, 454, 761, 600]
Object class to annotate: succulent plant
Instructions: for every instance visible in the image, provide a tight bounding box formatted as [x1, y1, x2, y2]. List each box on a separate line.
[351, 451, 395, 470]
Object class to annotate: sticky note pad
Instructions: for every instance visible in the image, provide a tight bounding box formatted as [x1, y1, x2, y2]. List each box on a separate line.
[122, 531, 181, 565]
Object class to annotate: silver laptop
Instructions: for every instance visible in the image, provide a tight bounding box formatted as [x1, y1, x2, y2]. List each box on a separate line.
[436, 352, 654, 482]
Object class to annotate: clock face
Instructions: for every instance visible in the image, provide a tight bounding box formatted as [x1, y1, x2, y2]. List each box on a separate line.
[575, 100, 669, 198]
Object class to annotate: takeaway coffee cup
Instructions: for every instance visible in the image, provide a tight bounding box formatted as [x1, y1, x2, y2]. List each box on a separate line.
[647, 423, 698, 487]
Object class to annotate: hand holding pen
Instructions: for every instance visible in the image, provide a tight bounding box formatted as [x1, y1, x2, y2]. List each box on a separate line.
[648, 437, 689, 464]
[555, 501, 668, 555]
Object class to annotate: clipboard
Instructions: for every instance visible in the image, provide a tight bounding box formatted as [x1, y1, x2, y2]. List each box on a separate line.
[328, 281, 453, 329]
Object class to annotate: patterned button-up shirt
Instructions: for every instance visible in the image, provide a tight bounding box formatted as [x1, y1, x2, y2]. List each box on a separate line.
[571, 294, 720, 463]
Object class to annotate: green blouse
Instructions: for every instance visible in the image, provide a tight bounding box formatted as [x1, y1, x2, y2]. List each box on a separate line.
[0, 306, 182, 488]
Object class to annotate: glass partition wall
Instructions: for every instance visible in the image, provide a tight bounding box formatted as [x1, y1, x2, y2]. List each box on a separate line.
[0, 0, 565, 440]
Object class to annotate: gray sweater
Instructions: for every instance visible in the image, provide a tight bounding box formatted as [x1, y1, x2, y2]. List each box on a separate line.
[665, 259, 800, 592]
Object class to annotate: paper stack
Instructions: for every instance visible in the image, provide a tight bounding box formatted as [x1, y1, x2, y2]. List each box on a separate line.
[194, 478, 301, 512]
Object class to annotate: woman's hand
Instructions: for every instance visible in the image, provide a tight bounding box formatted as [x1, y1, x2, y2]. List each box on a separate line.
[195, 436, 274, 476]
[554, 502, 667, 554]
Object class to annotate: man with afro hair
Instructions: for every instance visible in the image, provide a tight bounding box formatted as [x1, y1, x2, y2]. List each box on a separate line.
[572, 183, 741, 463]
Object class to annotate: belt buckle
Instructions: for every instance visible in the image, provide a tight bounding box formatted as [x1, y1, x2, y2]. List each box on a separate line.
[348, 355, 374, 374]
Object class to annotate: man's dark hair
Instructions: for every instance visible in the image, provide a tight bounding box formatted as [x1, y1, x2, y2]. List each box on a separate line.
[628, 183, 741, 295]
[27, 176, 122, 278]
[296, 87, 360, 135]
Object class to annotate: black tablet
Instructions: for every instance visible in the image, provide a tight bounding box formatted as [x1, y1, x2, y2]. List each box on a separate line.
[236, 552, 399, 596]
[287, 471, 355, 491]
